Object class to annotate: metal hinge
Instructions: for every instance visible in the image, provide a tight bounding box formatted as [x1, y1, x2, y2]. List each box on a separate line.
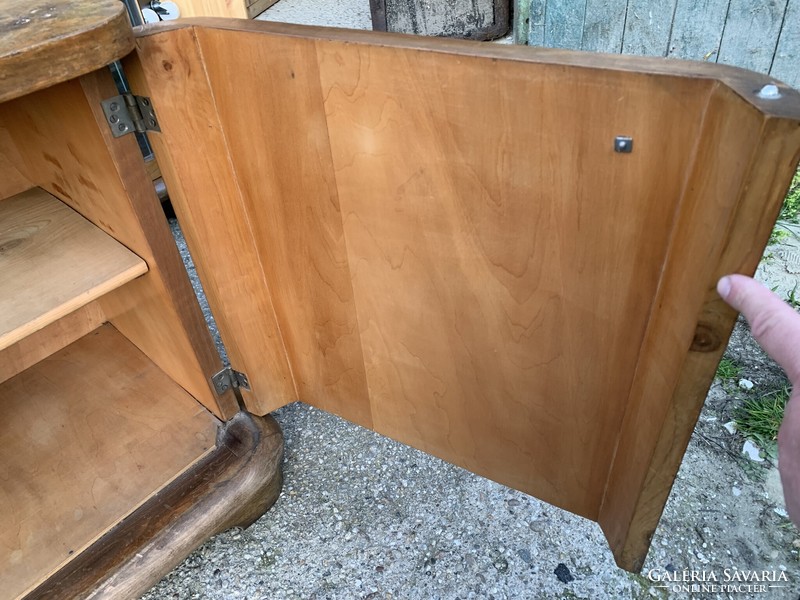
[101, 93, 161, 138]
[211, 367, 251, 395]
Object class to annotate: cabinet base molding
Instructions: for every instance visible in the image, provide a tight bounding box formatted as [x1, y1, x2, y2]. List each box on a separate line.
[24, 412, 284, 600]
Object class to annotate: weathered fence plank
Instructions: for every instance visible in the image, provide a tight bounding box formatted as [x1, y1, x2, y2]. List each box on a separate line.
[667, 0, 730, 61]
[516, 0, 799, 90]
[771, 0, 800, 88]
[622, 0, 678, 56]
[544, 0, 586, 48]
[717, 0, 788, 73]
[528, 0, 547, 45]
[582, 0, 628, 53]
[381, 0, 503, 39]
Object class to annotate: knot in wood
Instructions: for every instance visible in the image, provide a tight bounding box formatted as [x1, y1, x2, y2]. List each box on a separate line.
[690, 323, 720, 353]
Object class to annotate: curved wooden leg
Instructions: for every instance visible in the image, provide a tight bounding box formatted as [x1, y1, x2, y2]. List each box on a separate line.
[26, 412, 284, 600]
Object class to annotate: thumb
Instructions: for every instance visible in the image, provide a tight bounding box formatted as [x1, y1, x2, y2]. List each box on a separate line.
[717, 274, 800, 384]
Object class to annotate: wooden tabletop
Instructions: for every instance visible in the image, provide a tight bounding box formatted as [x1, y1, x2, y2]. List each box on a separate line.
[0, 0, 134, 104]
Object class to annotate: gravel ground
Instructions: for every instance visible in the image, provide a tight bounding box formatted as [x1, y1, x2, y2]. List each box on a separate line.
[144, 4, 800, 597]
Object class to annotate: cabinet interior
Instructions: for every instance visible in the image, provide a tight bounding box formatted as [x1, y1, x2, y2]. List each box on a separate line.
[0, 325, 218, 600]
[0, 187, 147, 354]
[0, 69, 228, 599]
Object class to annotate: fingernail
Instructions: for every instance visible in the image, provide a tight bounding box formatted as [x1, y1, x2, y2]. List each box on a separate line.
[717, 276, 732, 300]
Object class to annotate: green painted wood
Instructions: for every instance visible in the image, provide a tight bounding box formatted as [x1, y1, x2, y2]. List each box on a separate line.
[667, 0, 730, 61]
[513, 0, 531, 44]
[544, 0, 585, 48]
[717, 0, 788, 72]
[581, 0, 627, 53]
[528, 0, 546, 45]
[771, 0, 800, 89]
[512, 0, 799, 91]
[621, 0, 678, 56]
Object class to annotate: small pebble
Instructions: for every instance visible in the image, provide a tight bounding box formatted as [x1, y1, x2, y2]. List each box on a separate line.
[743, 440, 765, 462]
[739, 378, 755, 390]
[554, 563, 574, 584]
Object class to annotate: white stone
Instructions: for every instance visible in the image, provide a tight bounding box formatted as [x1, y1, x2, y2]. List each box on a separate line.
[724, 421, 737, 435]
[743, 440, 765, 462]
[739, 378, 755, 390]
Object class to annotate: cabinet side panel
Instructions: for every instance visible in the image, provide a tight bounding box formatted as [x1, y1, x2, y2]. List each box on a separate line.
[0, 124, 32, 199]
[599, 87, 800, 570]
[193, 29, 373, 427]
[128, 29, 297, 415]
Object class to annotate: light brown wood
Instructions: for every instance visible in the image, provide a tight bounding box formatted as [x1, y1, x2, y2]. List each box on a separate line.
[0, 126, 32, 200]
[143, 156, 161, 182]
[174, 0, 279, 19]
[0, 188, 147, 350]
[137, 20, 708, 515]
[0, 0, 133, 104]
[0, 324, 219, 600]
[0, 301, 105, 384]
[134, 20, 800, 569]
[27, 412, 283, 600]
[0, 73, 236, 419]
[124, 31, 297, 416]
[598, 85, 800, 570]
[192, 29, 373, 425]
[136, 19, 800, 121]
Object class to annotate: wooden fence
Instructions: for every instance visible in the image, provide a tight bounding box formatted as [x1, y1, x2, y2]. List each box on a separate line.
[513, 0, 800, 89]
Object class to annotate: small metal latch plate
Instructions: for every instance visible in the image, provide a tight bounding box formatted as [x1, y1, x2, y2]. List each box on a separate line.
[101, 93, 161, 137]
[614, 136, 633, 153]
[211, 367, 251, 395]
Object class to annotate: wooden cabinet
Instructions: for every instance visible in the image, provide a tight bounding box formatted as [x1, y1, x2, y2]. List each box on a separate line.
[168, 0, 278, 20]
[2, 1, 800, 597]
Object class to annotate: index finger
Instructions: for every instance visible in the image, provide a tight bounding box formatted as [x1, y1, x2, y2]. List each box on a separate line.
[717, 274, 800, 384]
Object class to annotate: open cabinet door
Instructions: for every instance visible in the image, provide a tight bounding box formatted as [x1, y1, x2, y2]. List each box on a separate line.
[126, 20, 800, 571]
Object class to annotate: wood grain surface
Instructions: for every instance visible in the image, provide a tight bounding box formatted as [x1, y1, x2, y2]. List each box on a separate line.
[599, 85, 800, 569]
[25, 412, 283, 600]
[580, 0, 628, 53]
[0, 73, 235, 418]
[0, 0, 133, 103]
[0, 188, 147, 350]
[0, 301, 105, 385]
[134, 20, 800, 569]
[175, 0, 279, 19]
[0, 324, 218, 600]
[123, 31, 297, 416]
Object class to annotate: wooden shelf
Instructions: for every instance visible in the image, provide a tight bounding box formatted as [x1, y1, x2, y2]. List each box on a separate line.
[0, 324, 219, 600]
[0, 188, 148, 352]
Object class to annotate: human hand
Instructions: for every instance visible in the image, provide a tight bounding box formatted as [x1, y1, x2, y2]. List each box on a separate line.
[717, 274, 800, 525]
